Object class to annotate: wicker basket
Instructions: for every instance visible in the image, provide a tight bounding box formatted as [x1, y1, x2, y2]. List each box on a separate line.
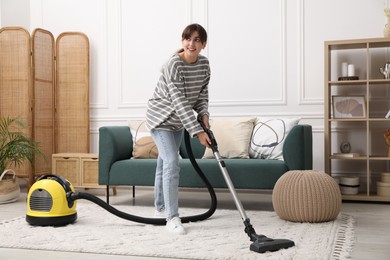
[0, 169, 21, 204]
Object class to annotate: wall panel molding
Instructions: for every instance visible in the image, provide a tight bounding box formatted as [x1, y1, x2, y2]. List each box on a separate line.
[90, 0, 109, 109]
[298, 0, 306, 104]
[117, 0, 288, 109]
[297, 0, 324, 105]
[208, 0, 287, 107]
[298, 0, 326, 105]
[117, 0, 193, 109]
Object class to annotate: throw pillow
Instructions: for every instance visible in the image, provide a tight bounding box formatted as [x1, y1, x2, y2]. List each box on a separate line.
[128, 120, 158, 159]
[203, 117, 256, 159]
[249, 117, 300, 160]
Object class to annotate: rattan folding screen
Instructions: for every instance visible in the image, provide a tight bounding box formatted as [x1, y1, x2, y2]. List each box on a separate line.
[0, 27, 89, 187]
[32, 28, 55, 180]
[55, 32, 90, 153]
[0, 27, 33, 182]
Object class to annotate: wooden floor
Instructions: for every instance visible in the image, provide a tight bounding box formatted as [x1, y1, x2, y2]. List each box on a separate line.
[1, 184, 390, 260]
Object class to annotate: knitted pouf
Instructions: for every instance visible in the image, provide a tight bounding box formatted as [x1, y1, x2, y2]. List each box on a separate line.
[272, 170, 341, 223]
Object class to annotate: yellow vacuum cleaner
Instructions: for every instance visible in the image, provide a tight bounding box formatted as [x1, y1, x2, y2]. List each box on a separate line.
[26, 175, 77, 226]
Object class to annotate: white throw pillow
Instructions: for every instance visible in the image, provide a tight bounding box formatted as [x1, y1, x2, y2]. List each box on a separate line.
[203, 117, 256, 159]
[128, 120, 158, 159]
[249, 117, 300, 160]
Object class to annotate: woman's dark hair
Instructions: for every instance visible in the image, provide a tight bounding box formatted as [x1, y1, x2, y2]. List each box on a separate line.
[181, 23, 207, 43]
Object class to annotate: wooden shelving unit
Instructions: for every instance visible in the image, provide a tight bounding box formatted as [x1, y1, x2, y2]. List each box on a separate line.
[324, 37, 390, 202]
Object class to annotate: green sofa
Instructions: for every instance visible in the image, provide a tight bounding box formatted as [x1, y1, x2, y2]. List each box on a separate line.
[98, 124, 312, 201]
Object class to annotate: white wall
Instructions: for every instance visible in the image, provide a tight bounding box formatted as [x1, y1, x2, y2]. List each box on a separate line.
[1, 0, 389, 171]
[0, 0, 29, 28]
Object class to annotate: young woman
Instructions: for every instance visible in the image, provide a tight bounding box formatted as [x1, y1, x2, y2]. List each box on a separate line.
[146, 23, 211, 235]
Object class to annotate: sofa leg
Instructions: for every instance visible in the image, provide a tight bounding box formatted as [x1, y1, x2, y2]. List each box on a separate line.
[106, 185, 110, 204]
[132, 186, 135, 198]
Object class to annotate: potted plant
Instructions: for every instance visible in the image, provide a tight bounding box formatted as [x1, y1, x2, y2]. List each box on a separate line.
[0, 117, 43, 204]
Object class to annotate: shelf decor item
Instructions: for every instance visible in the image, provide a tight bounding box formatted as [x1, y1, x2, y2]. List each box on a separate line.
[379, 62, 390, 79]
[332, 96, 366, 119]
[339, 176, 360, 195]
[377, 181, 390, 196]
[384, 8, 390, 37]
[384, 128, 390, 157]
[338, 76, 359, 81]
[333, 153, 360, 158]
[385, 110, 390, 119]
[340, 141, 351, 153]
[381, 172, 390, 183]
[377, 173, 390, 196]
[338, 62, 359, 81]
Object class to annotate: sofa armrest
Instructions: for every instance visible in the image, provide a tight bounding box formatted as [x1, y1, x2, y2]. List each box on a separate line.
[98, 126, 133, 184]
[283, 124, 313, 170]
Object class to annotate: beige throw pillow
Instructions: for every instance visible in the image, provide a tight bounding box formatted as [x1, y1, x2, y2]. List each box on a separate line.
[202, 117, 256, 159]
[128, 120, 158, 159]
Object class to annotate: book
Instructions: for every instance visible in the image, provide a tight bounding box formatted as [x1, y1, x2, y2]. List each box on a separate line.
[333, 153, 360, 158]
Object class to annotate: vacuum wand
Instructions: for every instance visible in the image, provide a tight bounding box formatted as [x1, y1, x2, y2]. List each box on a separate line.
[200, 121, 295, 253]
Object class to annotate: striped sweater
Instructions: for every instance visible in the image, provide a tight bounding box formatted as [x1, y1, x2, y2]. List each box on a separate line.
[146, 53, 210, 137]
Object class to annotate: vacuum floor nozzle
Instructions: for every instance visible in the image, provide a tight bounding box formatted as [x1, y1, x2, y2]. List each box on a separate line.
[250, 237, 295, 253]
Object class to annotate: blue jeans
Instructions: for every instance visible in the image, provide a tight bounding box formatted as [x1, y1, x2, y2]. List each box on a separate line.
[150, 129, 183, 220]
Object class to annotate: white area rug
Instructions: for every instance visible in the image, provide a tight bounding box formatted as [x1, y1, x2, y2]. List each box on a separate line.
[0, 205, 354, 259]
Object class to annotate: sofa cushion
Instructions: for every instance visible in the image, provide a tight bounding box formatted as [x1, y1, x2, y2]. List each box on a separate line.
[109, 158, 288, 189]
[202, 117, 256, 159]
[179, 133, 205, 159]
[128, 120, 158, 158]
[249, 117, 300, 160]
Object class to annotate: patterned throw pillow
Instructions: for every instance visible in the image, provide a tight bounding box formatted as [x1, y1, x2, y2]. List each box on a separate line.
[249, 117, 300, 160]
[128, 120, 158, 159]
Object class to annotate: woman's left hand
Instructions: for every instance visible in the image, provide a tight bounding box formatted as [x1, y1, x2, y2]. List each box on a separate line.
[197, 132, 211, 148]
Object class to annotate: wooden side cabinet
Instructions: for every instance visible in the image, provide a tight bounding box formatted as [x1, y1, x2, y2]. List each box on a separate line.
[52, 153, 100, 188]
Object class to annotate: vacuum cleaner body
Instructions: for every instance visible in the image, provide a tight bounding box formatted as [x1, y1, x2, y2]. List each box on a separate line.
[26, 175, 77, 226]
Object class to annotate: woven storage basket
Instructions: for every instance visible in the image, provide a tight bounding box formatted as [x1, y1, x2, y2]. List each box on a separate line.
[272, 170, 341, 223]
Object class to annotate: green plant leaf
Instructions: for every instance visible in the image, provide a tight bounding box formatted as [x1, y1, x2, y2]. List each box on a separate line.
[0, 116, 44, 173]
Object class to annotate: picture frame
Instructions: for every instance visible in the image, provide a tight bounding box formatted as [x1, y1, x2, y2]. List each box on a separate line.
[332, 95, 366, 119]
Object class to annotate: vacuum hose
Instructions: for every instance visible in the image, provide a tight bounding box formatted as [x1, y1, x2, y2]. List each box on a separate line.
[67, 129, 217, 225]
